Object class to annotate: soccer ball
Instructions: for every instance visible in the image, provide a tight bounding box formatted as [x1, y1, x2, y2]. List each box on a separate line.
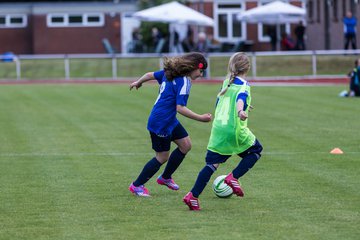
[212, 175, 233, 198]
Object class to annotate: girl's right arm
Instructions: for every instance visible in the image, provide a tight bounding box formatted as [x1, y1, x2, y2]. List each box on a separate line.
[130, 72, 155, 90]
[236, 99, 248, 121]
[176, 105, 212, 122]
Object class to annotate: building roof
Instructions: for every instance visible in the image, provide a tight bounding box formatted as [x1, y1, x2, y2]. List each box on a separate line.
[0, 1, 137, 14]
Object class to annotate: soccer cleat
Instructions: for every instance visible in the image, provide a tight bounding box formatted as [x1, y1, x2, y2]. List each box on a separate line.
[129, 183, 150, 197]
[183, 192, 201, 211]
[156, 175, 179, 190]
[224, 173, 244, 197]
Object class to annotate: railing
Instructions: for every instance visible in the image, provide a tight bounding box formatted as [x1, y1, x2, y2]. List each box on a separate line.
[1, 49, 359, 80]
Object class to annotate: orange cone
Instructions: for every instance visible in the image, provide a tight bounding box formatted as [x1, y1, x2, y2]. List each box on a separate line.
[330, 148, 343, 154]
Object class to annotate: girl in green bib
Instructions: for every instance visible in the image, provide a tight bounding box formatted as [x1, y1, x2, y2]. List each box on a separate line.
[183, 52, 263, 210]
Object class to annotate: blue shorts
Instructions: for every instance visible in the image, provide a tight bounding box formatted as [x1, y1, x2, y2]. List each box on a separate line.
[205, 139, 263, 165]
[150, 123, 189, 152]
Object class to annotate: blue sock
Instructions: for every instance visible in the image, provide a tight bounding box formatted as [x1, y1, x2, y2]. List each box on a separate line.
[191, 165, 216, 198]
[133, 157, 162, 186]
[232, 153, 260, 179]
[161, 148, 186, 179]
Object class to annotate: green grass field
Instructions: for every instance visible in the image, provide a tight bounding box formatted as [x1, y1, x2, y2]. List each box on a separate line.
[0, 83, 359, 240]
[0, 54, 356, 79]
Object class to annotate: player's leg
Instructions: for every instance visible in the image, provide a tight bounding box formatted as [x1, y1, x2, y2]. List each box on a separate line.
[345, 34, 350, 50]
[351, 34, 357, 49]
[225, 139, 263, 197]
[183, 151, 230, 210]
[129, 132, 171, 196]
[157, 123, 189, 190]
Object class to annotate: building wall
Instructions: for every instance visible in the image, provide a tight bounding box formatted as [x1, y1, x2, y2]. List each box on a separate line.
[0, 20, 33, 54]
[0, 2, 135, 54]
[306, 0, 360, 50]
[32, 14, 121, 54]
[1, 1, 359, 54]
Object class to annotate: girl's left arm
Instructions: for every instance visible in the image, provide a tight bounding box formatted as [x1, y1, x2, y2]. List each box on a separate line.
[176, 105, 212, 122]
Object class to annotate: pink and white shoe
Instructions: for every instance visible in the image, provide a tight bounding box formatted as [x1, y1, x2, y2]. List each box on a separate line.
[224, 173, 244, 197]
[156, 175, 179, 190]
[129, 183, 150, 197]
[183, 192, 201, 211]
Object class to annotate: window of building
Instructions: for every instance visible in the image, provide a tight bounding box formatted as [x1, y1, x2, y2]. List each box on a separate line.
[47, 13, 104, 27]
[214, 1, 246, 42]
[0, 14, 27, 28]
[69, 15, 82, 24]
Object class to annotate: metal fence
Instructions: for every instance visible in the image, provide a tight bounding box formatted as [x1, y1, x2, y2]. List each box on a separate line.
[1, 49, 360, 80]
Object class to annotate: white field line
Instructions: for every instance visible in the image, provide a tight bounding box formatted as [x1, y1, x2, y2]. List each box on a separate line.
[0, 151, 358, 157]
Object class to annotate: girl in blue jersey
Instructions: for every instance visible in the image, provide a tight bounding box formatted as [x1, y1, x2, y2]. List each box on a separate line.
[129, 52, 212, 197]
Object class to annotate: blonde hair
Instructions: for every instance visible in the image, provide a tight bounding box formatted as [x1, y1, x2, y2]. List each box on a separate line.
[219, 52, 250, 96]
[163, 52, 207, 80]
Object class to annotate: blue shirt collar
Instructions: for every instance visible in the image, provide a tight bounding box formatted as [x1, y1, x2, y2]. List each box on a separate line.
[233, 76, 247, 85]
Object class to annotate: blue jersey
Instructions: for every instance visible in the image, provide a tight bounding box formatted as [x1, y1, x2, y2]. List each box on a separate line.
[147, 70, 191, 136]
[343, 17, 357, 34]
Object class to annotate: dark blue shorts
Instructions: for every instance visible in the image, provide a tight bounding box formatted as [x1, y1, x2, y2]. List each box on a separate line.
[205, 139, 263, 165]
[150, 123, 189, 152]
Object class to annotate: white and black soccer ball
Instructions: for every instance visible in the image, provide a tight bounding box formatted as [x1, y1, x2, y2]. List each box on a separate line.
[212, 175, 233, 198]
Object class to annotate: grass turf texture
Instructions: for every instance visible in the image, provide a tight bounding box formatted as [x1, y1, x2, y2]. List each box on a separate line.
[0, 84, 359, 239]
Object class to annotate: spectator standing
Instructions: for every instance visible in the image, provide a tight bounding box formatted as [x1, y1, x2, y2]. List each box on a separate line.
[294, 21, 306, 50]
[343, 11, 357, 50]
[151, 27, 163, 51]
[267, 26, 277, 51]
[130, 28, 143, 53]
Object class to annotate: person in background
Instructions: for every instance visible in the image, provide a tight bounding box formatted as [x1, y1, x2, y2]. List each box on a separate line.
[129, 52, 212, 197]
[130, 28, 143, 53]
[267, 25, 277, 51]
[182, 28, 195, 52]
[294, 21, 306, 50]
[151, 27, 163, 51]
[195, 32, 209, 54]
[281, 33, 296, 51]
[343, 11, 357, 50]
[183, 52, 263, 210]
[348, 58, 360, 97]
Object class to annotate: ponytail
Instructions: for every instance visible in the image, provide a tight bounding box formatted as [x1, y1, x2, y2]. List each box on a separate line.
[219, 52, 250, 96]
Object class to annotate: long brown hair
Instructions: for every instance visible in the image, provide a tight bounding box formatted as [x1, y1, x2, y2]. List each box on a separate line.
[219, 52, 250, 96]
[163, 52, 207, 80]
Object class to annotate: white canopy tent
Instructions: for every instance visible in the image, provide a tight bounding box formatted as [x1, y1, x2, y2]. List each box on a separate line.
[132, 1, 214, 52]
[237, 1, 306, 50]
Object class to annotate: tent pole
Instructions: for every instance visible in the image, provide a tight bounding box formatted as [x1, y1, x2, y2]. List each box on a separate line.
[169, 23, 175, 53]
[276, 24, 281, 51]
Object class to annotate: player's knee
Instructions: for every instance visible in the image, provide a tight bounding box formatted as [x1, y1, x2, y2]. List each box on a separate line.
[179, 141, 192, 154]
[155, 152, 170, 164]
[254, 140, 263, 157]
[207, 164, 218, 172]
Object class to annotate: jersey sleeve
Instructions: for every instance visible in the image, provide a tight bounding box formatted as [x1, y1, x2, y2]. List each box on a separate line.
[153, 70, 165, 84]
[176, 77, 191, 106]
[236, 89, 249, 111]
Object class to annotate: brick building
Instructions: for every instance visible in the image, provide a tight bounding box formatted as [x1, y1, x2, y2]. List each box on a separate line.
[0, 0, 359, 54]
